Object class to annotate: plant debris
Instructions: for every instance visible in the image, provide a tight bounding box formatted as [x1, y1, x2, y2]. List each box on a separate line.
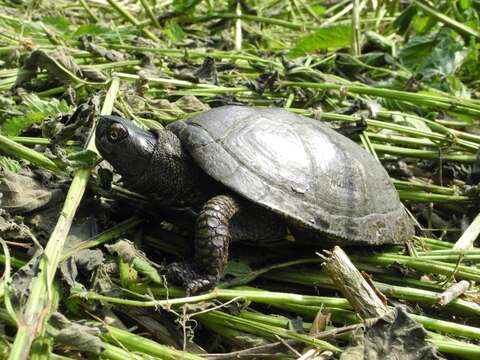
[1, 1, 480, 359]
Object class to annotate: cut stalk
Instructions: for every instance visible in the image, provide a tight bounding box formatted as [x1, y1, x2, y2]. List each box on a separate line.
[7, 78, 120, 360]
[0, 135, 66, 175]
[453, 212, 480, 250]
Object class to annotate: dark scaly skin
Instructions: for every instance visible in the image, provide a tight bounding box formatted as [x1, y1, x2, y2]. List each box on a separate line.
[167, 195, 286, 293]
[96, 116, 285, 294]
[128, 129, 216, 207]
[96, 116, 216, 208]
[167, 195, 239, 293]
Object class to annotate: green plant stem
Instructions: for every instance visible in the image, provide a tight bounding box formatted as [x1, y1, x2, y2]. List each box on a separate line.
[114, 72, 250, 92]
[288, 108, 478, 151]
[262, 269, 480, 317]
[351, 0, 361, 55]
[417, 254, 480, 262]
[276, 302, 480, 348]
[103, 325, 205, 360]
[79, 0, 99, 22]
[0, 254, 26, 269]
[106, 0, 160, 42]
[7, 78, 120, 360]
[432, 338, 480, 360]
[0, 135, 66, 175]
[74, 286, 352, 310]
[7, 137, 79, 146]
[454, 212, 480, 250]
[279, 81, 480, 117]
[352, 253, 480, 281]
[398, 190, 470, 203]
[60, 217, 143, 260]
[104, 44, 282, 67]
[196, 310, 340, 352]
[373, 144, 475, 163]
[368, 132, 441, 149]
[413, 0, 480, 39]
[139, 0, 160, 28]
[418, 249, 480, 256]
[415, 236, 454, 249]
[393, 179, 456, 195]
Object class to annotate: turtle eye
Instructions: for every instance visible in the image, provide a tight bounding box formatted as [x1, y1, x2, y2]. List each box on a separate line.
[107, 123, 127, 143]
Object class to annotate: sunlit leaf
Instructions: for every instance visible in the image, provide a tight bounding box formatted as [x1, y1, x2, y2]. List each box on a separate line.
[399, 29, 468, 79]
[0, 156, 21, 173]
[73, 24, 110, 38]
[42, 15, 70, 33]
[288, 24, 351, 58]
[0, 94, 71, 136]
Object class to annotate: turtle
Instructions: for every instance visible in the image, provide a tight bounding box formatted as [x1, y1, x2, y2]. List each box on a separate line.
[95, 105, 414, 293]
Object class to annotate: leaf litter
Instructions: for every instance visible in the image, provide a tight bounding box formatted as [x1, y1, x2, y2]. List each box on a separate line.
[1, 1, 480, 359]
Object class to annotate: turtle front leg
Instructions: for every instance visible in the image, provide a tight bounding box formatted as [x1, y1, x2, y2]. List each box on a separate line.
[166, 195, 240, 294]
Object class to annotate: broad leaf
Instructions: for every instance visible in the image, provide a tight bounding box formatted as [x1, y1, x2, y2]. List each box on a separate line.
[399, 29, 468, 79]
[288, 24, 352, 58]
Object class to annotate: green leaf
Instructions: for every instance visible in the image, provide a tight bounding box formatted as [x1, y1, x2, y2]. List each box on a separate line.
[42, 15, 70, 33]
[393, 5, 417, 35]
[0, 94, 71, 136]
[412, 14, 437, 34]
[173, 0, 202, 14]
[311, 5, 326, 17]
[459, 0, 472, 9]
[225, 260, 252, 277]
[288, 24, 352, 58]
[0, 156, 21, 173]
[164, 20, 185, 41]
[65, 149, 98, 166]
[73, 24, 110, 38]
[399, 29, 468, 79]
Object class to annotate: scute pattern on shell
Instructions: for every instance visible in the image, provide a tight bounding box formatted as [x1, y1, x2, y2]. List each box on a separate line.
[168, 106, 414, 245]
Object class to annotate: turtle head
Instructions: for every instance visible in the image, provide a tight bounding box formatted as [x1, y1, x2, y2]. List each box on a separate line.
[95, 115, 157, 182]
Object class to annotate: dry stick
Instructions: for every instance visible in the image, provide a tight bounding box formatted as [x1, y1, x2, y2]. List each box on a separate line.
[7, 78, 120, 360]
[320, 246, 389, 319]
[453, 212, 480, 250]
[437, 280, 471, 307]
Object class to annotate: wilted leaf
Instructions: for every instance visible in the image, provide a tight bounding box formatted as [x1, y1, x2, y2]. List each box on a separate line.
[11, 256, 41, 311]
[61, 249, 104, 287]
[288, 24, 352, 58]
[0, 169, 64, 214]
[174, 95, 210, 113]
[340, 307, 444, 360]
[49, 313, 104, 355]
[15, 49, 106, 88]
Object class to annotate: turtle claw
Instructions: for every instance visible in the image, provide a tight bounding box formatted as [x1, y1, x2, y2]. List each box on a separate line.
[166, 262, 217, 295]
